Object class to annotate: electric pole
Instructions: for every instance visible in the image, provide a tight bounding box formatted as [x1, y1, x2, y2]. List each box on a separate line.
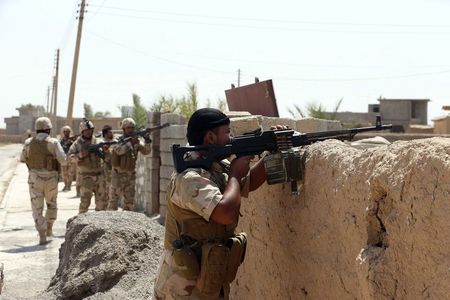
[52, 49, 60, 135]
[50, 77, 55, 116]
[237, 69, 241, 87]
[67, 0, 86, 128]
[46, 86, 50, 114]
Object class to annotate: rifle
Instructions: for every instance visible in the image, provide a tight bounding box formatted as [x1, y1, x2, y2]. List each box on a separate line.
[120, 122, 170, 144]
[171, 116, 393, 195]
[86, 141, 119, 160]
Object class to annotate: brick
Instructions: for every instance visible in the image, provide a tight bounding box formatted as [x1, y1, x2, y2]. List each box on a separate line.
[230, 116, 261, 136]
[161, 113, 187, 125]
[160, 125, 187, 140]
[159, 191, 167, 205]
[161, 165, 176, 180]
[259, 117, 296, 131]
[161, 138, 186, 152]
[160, 152, 174, 166]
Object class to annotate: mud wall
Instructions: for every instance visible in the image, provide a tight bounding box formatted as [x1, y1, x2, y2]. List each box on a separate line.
[230, 138, 450, 299]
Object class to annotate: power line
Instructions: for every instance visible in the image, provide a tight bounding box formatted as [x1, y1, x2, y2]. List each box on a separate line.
[85, 32, 450, 82]
[88, 4, 450, 29]
[90, 11, 450, 35]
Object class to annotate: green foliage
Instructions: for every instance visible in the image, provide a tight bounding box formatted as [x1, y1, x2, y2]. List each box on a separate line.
[83, 103, 93, 119]
[149, 82, 227, 119]
[132, 93, 148, 128]
[94, 111, 111, 118]
[288, 98, 343, 120]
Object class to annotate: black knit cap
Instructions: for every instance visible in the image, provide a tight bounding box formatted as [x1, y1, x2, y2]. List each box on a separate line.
[187, 108, 230, 145]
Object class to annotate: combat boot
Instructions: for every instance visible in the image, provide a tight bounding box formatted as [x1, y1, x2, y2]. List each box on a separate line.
[38, 230, 47, 245]
[76, 186, 81, 197]
[46, 222, 54, 237]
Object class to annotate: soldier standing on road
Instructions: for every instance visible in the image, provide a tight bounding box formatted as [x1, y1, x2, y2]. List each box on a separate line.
[100, 125, 116, 206]
[108, 118, 151, 211]
[59, 125, 75, 191]
[68, 119, 108, 214]
[153, 108, 272, 300]
[20, 117, 67, 245]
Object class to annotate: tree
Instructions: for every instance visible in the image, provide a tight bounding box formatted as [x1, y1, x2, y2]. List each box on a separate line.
[132, 93, 148, 128]
[150, 95, 177, 113]
[94, 111, 111, 118]
[117, 105, 132, 118]
[83, 103, 93, 119]
[176, 82, 199, 118]
[288, 98, 343, 120]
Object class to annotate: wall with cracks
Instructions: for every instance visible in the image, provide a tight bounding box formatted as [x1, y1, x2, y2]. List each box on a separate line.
[230, 137, 450, 299]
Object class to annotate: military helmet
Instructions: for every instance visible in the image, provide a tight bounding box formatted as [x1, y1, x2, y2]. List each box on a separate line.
[61, 125, 72, 133]
[79, 119, 94, 132]
[35, 117, 52, 131]
[121, 117, 136, 128]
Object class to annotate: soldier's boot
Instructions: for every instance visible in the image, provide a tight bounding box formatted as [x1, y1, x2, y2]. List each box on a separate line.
[38, 230, 47, 245]
[46, 222, 54, 237]
[76, 186, 81, 197]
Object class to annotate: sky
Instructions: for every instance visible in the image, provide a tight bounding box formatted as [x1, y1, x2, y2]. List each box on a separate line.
[2, 0, 450, 128]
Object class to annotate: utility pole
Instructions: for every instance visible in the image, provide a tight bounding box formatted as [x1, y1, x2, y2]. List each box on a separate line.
[53, 49, 60, 135]
[67, 0, 86, 128]
[237, 69, 241, 87]
[46, 86, 50, 114]
[50, 77, 55, 116]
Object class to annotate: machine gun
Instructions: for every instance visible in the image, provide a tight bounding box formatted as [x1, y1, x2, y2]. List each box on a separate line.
[171, 116, 392, 195]
[120, 122, 170, 144]
[86, 141, 119, 160]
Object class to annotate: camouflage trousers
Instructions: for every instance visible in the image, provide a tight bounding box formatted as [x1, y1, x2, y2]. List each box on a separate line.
[79, 172, 107, 214]
[153, 250, 229, 300]
[108, 170, 136, 211]
[104, 166, 112, 204]
[27, 172, 58, 233]
[61, 161, 76, 189]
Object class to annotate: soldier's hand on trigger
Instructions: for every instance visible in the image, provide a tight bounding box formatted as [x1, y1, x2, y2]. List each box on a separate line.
[230, 155, 252, 180]
[131, 136, 139, 145]
[102, 144, 110, 152]
[270, 124, 289, 130]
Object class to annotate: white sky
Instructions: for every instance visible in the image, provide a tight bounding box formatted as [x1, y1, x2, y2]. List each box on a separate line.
[2, 0, 450, 128]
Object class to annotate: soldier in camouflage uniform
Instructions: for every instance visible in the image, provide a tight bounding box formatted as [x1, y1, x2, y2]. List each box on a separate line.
[20, 117, 67, 245]
[59, 125, 75, 191]
[68, 119, 108, 213]
[107, 118, 151, 211]
[153, 108, 270, 300]
[100, 125, 116, 205]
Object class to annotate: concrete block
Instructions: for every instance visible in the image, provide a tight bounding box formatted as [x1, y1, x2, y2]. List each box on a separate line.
[160, 178, 171, 192]
[160, 191, 167, 205]
[160, 152, 174, 166]
[296, 118, 329, 133]
[161, 138, 187, 152]
[159, 204, 167, 218]
[161, 113, 187, 125]
[161, 125, 187, 140]
[230, 116, 261, 136]
[327, 120, 343, 130]
[161, 165, 175, 180]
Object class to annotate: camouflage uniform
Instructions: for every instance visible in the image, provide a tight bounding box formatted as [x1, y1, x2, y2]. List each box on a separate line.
[20, 117, 67, 244]
[59, 126, 75, 191]
[153, 154, 250, 300]
[100, 136, 117, 205]
[108, 118, 151, 211]
[68, 133, 107, 214]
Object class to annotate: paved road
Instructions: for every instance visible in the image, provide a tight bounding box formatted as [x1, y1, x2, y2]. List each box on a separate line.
[0, 150, 80, 299]
[0, 144, 22, 206]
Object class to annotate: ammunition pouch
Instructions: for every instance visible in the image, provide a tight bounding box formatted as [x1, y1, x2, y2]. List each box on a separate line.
[172, 244, 200, 280]
[195, 232, 247, 295]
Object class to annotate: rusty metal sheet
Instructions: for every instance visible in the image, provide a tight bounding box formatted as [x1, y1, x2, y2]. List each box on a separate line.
[225, 79, 279, 117]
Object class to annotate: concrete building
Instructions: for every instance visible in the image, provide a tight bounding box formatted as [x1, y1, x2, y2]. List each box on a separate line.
[4, 104, 45, 134]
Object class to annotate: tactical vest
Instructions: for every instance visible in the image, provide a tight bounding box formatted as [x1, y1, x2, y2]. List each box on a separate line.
[77, 139, 102, 170]
[163, 171, 238, 250]
[111, 147, 137, 172]
[27, 138, 59, 171]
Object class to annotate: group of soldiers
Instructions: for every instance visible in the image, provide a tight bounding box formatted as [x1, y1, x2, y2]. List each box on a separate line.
[20, 116, 152, 244]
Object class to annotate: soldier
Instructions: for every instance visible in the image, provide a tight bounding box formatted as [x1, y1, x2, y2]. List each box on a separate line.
[153, 108, 272, 300]
[59, 125, 75, 191]
[108, 118, 151, 211]
[68, 119, 108, 214]
[100, 125, 116, 205]
[20, 117, 67, 245]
